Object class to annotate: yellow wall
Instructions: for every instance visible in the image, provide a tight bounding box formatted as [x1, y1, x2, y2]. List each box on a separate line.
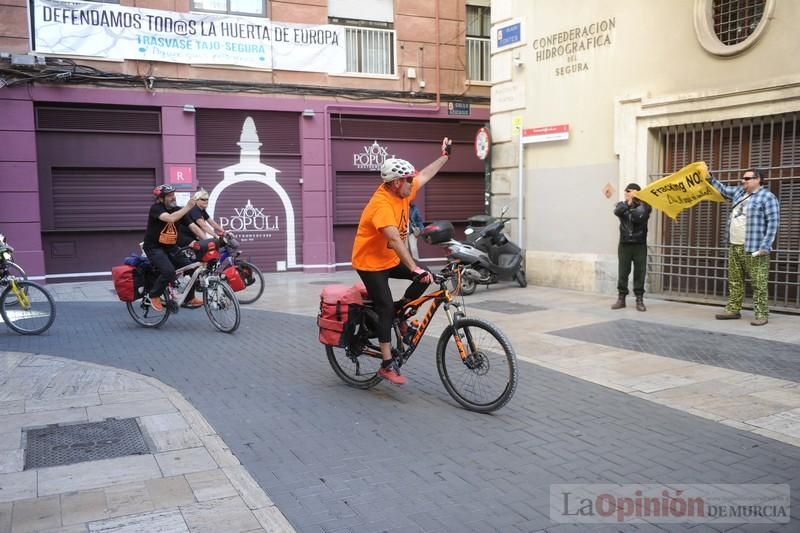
[491, 0, 800, 291]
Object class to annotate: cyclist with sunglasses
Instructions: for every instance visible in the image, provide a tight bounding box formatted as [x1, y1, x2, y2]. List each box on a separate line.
[351, 138, 452, 385]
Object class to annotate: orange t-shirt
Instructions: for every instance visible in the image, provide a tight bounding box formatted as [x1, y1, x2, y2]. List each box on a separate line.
[352, 179, 419, 271]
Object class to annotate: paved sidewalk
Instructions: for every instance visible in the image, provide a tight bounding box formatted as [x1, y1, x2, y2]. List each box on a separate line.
[0, 352, 293, 533]
[1, 273, 798, 532]
[40, 275, 800, 448]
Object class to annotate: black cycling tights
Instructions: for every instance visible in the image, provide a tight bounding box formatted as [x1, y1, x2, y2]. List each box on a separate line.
[357, 264, 430, 343]
[143, 246, 194, 300]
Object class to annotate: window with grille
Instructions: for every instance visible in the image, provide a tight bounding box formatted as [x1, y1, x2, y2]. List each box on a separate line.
[650, 113, 800, 309]
[466, 4, 490, 82]
[712, 0, 766, 45]
[192, 0, 266, 17]
[329, 1, 395, 76]
[329, 18, 395, 76]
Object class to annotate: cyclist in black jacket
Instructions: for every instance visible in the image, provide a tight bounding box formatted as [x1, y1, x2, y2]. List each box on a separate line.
[142, 185, 202, 311]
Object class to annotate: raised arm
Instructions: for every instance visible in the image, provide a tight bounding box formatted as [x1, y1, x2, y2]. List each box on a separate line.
[158, 199, 196, 223]
[415, 138, 452, 188]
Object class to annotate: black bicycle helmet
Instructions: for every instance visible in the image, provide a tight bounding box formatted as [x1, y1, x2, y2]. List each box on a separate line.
[153, 184, 176, 198]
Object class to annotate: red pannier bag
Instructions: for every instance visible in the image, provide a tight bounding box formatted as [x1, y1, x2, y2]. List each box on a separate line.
[112, 265, 136, 302]
[224, 265, 246, 292]
[317, 284, 364, 347]
[192, 238, 219, 262]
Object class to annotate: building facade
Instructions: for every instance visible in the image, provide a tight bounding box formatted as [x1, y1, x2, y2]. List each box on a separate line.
[0, 0, 491, 279]
[491, 0, 800, 310]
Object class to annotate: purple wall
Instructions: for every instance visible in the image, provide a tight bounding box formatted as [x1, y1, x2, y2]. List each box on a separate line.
[0, 85, 488, 278]
[0, 97, 45, 277]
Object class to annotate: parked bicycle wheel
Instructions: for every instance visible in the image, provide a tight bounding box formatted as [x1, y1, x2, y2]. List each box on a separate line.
[326, 344, 383, 389]
[234, 260, 264, 304]
[126, 298, 170, 328]
[204, 280, 240, 333]
[436, 317, 518, 413]
[0, 280, 56, 335]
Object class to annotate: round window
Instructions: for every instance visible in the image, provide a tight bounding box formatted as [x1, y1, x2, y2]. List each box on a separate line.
[694, 0, 774, 56]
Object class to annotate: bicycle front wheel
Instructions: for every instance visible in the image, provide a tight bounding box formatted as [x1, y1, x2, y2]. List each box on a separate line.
[436, 317, 518, 413]
[234, 260, 264, 304]
[0, 281, 56, 335]
[5, 261, 28, 281]
[126, 298, 170, 328]
[326, 344, 383, 389]
[204, 280, 240, 333]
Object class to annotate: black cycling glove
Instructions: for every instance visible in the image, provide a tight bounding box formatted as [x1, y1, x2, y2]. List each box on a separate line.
[441, 137, 452, 157]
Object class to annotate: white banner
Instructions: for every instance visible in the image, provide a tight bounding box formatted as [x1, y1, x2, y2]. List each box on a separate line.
[31, 0, 346, 73]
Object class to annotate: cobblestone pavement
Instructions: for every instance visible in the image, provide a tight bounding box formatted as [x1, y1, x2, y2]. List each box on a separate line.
[2, 301, 799, 532]
[549, 318, 800, 383]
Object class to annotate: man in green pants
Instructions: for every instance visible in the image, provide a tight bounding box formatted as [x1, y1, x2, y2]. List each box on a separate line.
[612, 183, 652, 312]
[707, 167, 780, 326]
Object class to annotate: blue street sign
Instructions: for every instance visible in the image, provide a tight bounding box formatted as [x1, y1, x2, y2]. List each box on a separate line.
[497, 22, 521, 48]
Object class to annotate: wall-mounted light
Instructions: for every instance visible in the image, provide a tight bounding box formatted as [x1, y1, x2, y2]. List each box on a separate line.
[302, 109, 315, 118]
[512, 53, 525, 69]
[183, 104, 196, 113]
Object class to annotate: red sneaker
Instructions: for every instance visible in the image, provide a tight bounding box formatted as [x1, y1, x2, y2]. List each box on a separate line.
[181, 298, 204, 309]
[378, 360, 407, 385]
[148, 295, 164, 312]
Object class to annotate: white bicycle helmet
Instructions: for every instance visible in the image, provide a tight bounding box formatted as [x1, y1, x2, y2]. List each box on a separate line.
[380, 158, 417, 183]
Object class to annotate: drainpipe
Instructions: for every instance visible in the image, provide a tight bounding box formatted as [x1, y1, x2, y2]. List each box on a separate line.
[435, 0, 441, 110]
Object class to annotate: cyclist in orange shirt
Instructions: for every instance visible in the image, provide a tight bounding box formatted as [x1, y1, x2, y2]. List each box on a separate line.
[352, 137, 452, 385]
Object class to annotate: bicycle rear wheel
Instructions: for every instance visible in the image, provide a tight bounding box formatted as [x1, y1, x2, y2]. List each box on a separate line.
[204, 280, 240, 333]
[436, 317, 518, 413]
[0, 281, 56, 335]
[126, 297, 169, 328]
[234, 260, 264, 304]
[326, 344, 383, 389]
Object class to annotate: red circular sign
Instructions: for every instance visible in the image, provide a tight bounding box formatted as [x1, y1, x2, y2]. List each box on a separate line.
[475, 127, 491, 160]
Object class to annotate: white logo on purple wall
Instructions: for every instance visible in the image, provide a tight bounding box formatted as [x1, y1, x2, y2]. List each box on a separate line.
[353, 141, 394, 170]
[218, 199, 280, 239]
[207, 117, 297, 271]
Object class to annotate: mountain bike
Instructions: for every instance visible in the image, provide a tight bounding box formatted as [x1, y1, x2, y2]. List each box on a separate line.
[0, 242, 56, 335]
[326, 263, 518, 413]
[214, 235, 264, 304]
[126, 239, 241, 333]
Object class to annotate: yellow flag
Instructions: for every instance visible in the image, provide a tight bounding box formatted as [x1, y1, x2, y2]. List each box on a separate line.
[638, 162, 725, 220]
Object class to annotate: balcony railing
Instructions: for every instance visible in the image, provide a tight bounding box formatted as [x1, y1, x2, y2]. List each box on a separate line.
[345, 27, 395, 75]
[466, 36, 490, 82]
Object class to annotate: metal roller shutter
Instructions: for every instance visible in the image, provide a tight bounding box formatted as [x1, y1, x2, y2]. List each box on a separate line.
[650, 113, 800, 310]
[195, 110, 303, 272]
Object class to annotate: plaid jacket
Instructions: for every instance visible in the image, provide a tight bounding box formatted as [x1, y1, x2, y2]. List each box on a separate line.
[710, 177, 780, 253]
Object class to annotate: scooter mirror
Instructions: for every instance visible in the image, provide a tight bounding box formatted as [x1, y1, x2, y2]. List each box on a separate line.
[500, 205, 509, 216]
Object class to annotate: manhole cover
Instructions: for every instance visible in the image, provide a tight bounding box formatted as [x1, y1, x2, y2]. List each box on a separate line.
[469, 300, 546, 315]
[24, 418, 150, 470]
